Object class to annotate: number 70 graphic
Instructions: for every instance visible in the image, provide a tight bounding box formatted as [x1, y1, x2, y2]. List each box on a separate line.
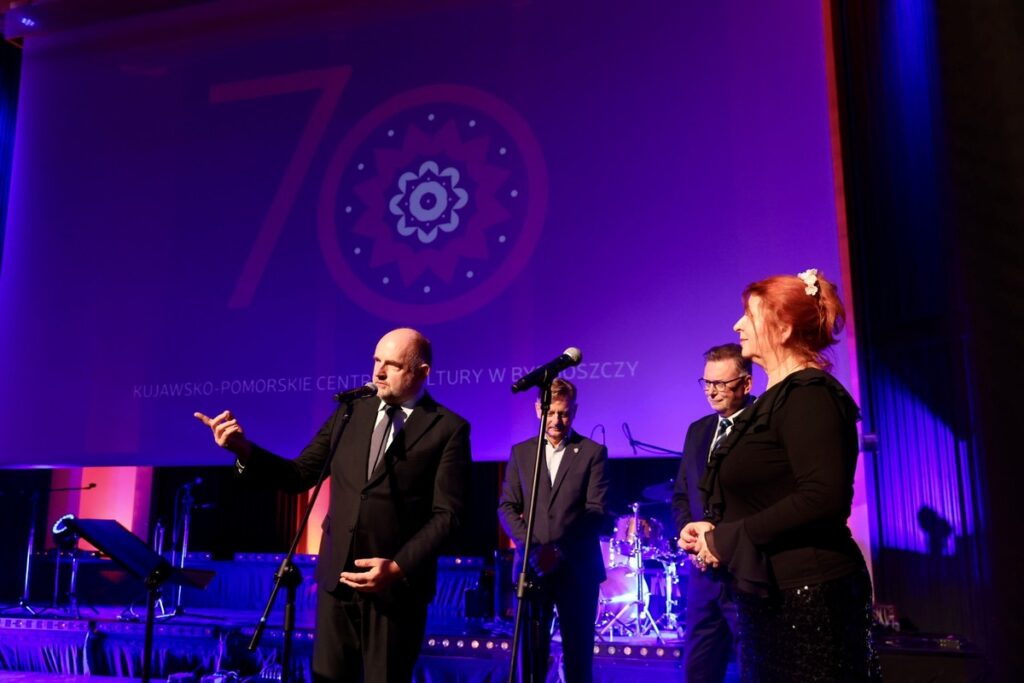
[211, 66, 548, 323]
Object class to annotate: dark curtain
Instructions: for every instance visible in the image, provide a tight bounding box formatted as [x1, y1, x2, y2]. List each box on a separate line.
[0, 469, 52, 603]
[151, 466, 296, 557]
[0, 40, 22, 267]
[830, 0, 1024, 676]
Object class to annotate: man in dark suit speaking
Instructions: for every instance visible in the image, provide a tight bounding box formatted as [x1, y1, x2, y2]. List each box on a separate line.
[498, 378, 610, 683]
[670, 343, 753, 683]
[195, 328, 471, 683]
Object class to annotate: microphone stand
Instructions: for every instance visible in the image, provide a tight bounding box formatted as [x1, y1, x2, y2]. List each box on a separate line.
[173, 486, 197, 612]
[247, 398, 358, 683]
[508, 379, 553, 683]
[1, 484, 95, 617]
[158, 482, 219, 621]
[16, 491, 42, 616]
[622, 423, 683, 456]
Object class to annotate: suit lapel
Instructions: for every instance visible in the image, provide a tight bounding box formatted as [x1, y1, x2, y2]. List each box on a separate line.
[549, 432, 582, 502]
[394, 396, 440, 455]
[364, 393, 441, 488]
[691, 416, 718, 479]
[517, 441, 550, 509]
[341, 398, 378, 483]
[700, 417, 718, 455]
[538, 448, 553, 517]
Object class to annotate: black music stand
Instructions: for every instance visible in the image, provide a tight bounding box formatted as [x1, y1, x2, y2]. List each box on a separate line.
[67, 518, 215, 683]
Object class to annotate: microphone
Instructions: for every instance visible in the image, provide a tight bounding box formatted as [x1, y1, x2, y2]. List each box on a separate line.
[334, 382, 378, 403]
[86, 483, 97, 490]
[510, 347, 583, 393]
[179, 477, 202, 491]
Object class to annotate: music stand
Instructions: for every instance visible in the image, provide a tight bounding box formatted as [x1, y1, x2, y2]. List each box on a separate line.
[67, 518, 215, 683]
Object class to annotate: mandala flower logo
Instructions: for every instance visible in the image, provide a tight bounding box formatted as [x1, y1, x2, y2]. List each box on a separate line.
[388, 160, 469, 244]
[349, 119, 512, 285]
[317, 84, 549, 323]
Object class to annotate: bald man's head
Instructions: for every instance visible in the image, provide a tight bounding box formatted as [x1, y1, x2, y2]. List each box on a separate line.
[372, 328, 431, 404]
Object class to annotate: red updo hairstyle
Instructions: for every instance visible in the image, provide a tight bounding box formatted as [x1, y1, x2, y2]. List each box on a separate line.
[742, 269, 845, 371]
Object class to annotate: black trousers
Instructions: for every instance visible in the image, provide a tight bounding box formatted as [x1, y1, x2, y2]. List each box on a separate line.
[683, 567, 739, 683]
[517, 572, 600, 683]
[312, 585, 428, 683]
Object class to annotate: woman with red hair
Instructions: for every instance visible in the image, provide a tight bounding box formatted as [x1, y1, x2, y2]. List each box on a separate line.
[681, 269, 880, 681]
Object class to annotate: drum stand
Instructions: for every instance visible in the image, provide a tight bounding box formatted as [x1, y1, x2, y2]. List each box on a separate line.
[597, 577, 661, 641]
[654, 556, 682, 635]
[597, 503, 662, 642]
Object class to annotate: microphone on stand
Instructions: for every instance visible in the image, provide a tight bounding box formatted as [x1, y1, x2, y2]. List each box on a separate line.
[622, 423, 639, 456]
[510, 347, 583, 393]
[334, 382, 378, 403]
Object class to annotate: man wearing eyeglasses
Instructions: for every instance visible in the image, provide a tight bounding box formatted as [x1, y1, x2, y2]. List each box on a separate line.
[670, 343, 753, 683]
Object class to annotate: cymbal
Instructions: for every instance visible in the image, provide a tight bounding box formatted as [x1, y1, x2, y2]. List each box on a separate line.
[610, 503, 660, 517]
[641, 479, 674, 503]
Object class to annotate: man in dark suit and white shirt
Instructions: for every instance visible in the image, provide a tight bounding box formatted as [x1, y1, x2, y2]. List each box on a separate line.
[670, 343, 753, 683]
[498, 378, 610, 683]
[195, 328, 471, 683]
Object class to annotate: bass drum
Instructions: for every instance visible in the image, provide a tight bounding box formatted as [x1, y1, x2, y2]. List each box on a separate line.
[598, 566, 649, 621]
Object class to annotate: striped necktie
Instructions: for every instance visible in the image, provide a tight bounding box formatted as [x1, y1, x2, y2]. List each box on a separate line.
[708, 417, 733, 463]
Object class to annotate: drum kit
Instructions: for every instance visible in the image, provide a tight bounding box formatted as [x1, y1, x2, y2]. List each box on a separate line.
[595, 481, 686, 641]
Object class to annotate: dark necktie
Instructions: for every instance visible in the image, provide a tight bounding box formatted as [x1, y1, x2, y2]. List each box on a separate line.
[708, 417, 733, 463]
[367, 406, 399, 479]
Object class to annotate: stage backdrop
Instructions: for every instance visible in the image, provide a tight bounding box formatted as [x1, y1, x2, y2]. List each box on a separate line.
[0, 0, 849, 466]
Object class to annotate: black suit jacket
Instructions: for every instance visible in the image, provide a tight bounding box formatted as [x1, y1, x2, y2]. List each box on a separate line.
[498, 431, 610, 586]
[671, 413, 718, 535]
[242, 393, 471, 605]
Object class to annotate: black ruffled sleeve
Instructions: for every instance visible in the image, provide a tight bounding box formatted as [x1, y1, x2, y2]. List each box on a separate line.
[705, 519, 774, 596]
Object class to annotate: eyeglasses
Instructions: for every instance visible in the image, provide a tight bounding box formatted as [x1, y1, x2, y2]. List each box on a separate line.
[697, 375, 748, 392]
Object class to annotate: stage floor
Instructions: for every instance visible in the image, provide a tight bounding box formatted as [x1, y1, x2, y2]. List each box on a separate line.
[0, 602, 986, 682]
[1, 553, 702, 681]
[0, 676, 142, 682]
[0, 604, 699, 682]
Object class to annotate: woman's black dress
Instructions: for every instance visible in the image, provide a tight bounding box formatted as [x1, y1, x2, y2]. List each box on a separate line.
[702, 368, 881, 682]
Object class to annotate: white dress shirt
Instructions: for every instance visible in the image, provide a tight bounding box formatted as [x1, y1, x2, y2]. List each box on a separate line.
[545, 437, 568, 485]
